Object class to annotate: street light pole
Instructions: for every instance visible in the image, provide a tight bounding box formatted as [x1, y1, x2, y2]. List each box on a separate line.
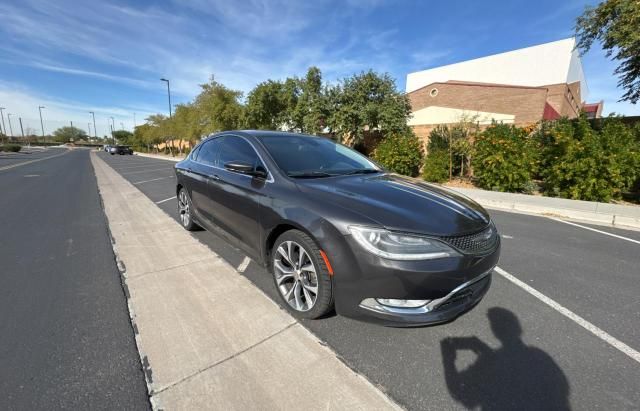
[88, 123, 92, 138]
[89, 111, 97, 139]
[19, 117, 25, 138]
[0, 107, 6, 137]
[160, 78, 172, 117]
[38, 105, 46, 142]
[7, 113, 14, 137]
[110, 117, 115, 145]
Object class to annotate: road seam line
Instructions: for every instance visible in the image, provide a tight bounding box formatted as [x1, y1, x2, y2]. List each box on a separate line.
[547, 217, 640, 245]
[155, 197, 175, 204]
[494, 266, 640, 364]
[0, 149, 68, 171]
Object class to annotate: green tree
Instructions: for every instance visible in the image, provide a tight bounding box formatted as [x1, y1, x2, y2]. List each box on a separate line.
[575, 0, 640, 103]
[472, 123, 538, 192]
[52, 126, 87, 143]
[537, 117, 640, 201]
[112, 130, 133, 145]
[297, 66, 328, 134]
[372, 130, 423, 177]
[194, 77, 245, 133]
[327, 70, 412, 146]
[245, 80, 288, 130]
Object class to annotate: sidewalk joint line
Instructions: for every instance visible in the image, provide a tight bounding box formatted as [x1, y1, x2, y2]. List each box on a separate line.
[152, 322, 298, 395]
[126, 255, 220, 281]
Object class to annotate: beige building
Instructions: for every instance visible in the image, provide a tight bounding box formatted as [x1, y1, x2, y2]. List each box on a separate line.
[406, 38, 603, 142]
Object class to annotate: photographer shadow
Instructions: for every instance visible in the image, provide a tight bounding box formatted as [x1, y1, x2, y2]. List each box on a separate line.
[441, 307, 570, 410]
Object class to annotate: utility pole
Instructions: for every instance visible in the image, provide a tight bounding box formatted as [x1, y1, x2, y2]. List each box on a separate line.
[0, 107, 6, 137]
[38, 105, 46, 141]
[89, 111, 97, 139]
[160, 78, 172, 117]
[19, 117, 25, 138]
[7, 113, 13, 137]
[88, 123, 92, 138]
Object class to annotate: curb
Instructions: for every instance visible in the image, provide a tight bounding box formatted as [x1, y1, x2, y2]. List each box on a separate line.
[446, 186, 640, 230]
[133, 152, 185, 162]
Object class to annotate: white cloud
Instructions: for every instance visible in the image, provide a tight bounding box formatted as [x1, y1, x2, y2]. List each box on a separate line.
[0, 82, 158, 137]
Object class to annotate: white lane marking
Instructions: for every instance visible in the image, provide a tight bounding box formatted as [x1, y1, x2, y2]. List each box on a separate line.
[501, 234, 514, 239]
[133, 176, 175, 185]
[236, 256, 251, 273]
[155, 197, 175, 204]
[547, 217, 640, 245]
[494, 266, 640, 364]
[0, 150, 68, 171]
[122, 167, 174, 175]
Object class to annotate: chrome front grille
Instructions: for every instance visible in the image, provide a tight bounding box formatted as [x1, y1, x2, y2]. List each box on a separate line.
[439, 224, 498, 255]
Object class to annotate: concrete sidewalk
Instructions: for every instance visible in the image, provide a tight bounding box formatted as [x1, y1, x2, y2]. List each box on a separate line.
[90, 152, 400, 410]
[446, 186, 640, 229]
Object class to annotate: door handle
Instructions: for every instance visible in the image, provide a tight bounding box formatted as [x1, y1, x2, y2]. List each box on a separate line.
[211, 174, 220, 181]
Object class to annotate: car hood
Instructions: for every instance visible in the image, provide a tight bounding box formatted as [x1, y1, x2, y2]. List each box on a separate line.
[297, 173, 490, 236]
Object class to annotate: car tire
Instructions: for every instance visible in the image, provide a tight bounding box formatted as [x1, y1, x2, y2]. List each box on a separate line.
[271, 230, 333, 319]
[177, 188, 198, 231]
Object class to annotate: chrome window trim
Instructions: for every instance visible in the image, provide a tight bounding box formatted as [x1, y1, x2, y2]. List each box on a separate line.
[190, 134, 274, 183]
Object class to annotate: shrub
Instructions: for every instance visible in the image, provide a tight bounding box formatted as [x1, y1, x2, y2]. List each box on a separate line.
[372, 131, 423, 177]
[472, 123, 538, 192]
[0, 144, 21, 152]
[537, 117, 640, 202]
[422, 149, 449, 183]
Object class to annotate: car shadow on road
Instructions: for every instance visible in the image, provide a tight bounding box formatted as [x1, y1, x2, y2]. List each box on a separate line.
[441, 307, 571, 410]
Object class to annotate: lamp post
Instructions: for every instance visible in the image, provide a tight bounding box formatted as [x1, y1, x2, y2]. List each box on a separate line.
[89, 111, 97, 139]
[38, 106, 46, 142]
[88, 123, 92, 138]
[19, 117, 25, 138]
[7, 113, 14, 137]
[160, 78, 172, 117]
[0, 107, 6, 137]
[110, 117, 115, 145]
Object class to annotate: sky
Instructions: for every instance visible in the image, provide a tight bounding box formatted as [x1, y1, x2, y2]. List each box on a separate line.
[0, 0, 637, 138]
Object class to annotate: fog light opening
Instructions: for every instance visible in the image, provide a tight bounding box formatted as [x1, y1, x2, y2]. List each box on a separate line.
[375, 298, 430, 308]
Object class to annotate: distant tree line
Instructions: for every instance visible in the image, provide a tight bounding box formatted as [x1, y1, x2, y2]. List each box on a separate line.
[106, 67, 412, 154]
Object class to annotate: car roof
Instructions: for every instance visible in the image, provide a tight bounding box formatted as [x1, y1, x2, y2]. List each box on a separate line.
[203, 130, 321, 142]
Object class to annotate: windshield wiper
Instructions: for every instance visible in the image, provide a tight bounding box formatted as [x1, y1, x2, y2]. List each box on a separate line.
[288, 171, 335, 179]
[343, 169, 381, 175]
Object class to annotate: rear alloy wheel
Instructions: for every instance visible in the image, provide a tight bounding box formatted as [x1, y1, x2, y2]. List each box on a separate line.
[272, 230, 333, 319]
[177, 188, 198, 231]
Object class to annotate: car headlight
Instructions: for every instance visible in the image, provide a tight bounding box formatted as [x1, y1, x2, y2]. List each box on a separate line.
[349, 226, 460, 260]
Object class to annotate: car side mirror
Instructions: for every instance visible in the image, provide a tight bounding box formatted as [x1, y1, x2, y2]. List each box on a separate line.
[224, 161, 268, 179]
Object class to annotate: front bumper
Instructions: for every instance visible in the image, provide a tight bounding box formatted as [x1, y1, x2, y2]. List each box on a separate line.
[329, 235, 500, 327]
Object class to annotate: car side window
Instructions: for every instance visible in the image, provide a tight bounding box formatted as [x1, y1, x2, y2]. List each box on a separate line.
[190, 143, 203, 161]
[197, 138, 223, 167]
[219, 136, 261, 169]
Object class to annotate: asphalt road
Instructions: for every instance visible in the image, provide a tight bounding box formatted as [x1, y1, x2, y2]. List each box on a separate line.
[97, 151, 640, 411]
[0, 148, 149, 409]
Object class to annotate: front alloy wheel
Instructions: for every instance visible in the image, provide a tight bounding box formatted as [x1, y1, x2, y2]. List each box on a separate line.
[177, 188, 197, 231]
[272, 230, 333, 319]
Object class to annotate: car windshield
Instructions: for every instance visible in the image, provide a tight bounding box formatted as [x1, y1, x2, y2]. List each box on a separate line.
[258, 134, 380, 178]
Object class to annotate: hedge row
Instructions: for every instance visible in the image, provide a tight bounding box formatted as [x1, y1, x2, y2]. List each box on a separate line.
[371, 117, 640, 203]
[0, 144, 21, 152]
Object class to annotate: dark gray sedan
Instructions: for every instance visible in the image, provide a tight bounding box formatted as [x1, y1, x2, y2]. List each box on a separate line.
[175, 130, 499, 326]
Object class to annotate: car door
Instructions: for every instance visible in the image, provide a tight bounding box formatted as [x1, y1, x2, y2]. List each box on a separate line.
[188, 138, 223, 223]
[207, 135, 268, 257]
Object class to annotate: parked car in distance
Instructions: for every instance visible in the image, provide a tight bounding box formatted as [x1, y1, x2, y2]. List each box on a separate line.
[109, 145, 133, 155]
[104, 144, 111, 152]
[174, 131, 500, 326]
